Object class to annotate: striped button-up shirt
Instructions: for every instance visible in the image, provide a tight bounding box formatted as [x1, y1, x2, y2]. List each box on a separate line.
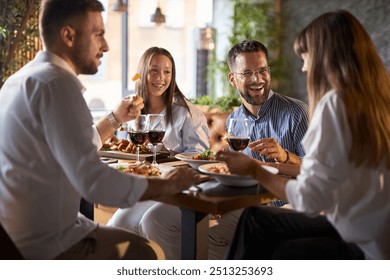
[227, 90, 309, 162]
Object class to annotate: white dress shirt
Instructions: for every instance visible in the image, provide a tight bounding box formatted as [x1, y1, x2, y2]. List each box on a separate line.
[286, 90, 390, 259]
[0, 51, 148, 259]
[161, 101, 210, 153]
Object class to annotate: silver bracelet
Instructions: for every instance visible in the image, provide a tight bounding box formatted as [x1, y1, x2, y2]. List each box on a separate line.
[107, 111, 121, 129]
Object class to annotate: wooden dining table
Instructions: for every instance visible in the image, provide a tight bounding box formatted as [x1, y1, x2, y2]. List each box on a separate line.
[98, 155, 280, 260]
[156, 160, 276, 260]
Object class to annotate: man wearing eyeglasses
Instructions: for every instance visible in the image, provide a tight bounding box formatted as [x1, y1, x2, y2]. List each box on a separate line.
[137, 40, 309, 260]
[227, 39, 308, 165]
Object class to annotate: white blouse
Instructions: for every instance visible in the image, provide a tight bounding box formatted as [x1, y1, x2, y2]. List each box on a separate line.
[286, 90, 390, 259]
[160, 101, 210, 153]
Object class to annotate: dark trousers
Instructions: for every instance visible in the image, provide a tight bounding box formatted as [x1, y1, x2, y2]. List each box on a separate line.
[226, 206, 365, 260]
[80, 198, 94, 220]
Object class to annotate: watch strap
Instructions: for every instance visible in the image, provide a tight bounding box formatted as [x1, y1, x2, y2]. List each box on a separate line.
[107, 111, 121, 129]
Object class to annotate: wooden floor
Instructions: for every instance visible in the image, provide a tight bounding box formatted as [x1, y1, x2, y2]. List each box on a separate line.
[94, 205, 116, 225]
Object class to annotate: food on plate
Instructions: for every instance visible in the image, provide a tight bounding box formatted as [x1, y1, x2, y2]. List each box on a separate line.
[101, 139, 151, 154]
[206, 164, 231, 175]
[115, 163, 161, 176]
[192, 150, 215, 160]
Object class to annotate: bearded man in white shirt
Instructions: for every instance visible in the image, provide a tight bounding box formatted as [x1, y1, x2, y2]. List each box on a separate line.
[0, 0, 201, 260]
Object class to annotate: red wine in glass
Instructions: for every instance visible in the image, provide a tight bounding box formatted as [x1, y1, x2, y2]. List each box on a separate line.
[129, 131, 149, 145]
[127, 115, 148, 164]
[228, 136, 250, 152]
[227, 118, 250, 153]
[146, 114, 165, 166]
[148, 130, 165, 145]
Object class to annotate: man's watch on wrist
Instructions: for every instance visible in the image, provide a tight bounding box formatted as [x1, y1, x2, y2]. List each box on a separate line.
[107, 111, 121, 129]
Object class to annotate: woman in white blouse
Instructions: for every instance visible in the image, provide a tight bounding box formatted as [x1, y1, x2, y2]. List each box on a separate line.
[135, 46, 210, 153]
[107, 47, 210, 233]
[216, 10, 390, 260]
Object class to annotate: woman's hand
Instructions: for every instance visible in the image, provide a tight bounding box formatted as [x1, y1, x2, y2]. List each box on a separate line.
[215, 150, 259, 178]
[216, 150, 289, 201]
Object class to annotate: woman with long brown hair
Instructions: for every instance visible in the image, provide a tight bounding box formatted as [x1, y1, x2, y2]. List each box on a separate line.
[217, 10, 390, 259]
[135, 46, 209, 153]
[107, 47, 210, 235]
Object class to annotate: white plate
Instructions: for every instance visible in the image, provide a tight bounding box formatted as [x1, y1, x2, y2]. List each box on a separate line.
[198, 163, 278, 187]
[110, 163, 174, 175]
[175, 152, 220, 169]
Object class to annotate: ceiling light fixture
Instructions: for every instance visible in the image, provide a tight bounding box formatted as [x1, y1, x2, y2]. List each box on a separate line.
[112, 0, 127, 12]
[150, 1, 166, 24]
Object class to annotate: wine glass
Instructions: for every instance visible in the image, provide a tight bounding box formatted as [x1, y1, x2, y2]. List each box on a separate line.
[127, 115, 148, 165]
[227, 118, 250, 152]
[146, 114, 165, 166]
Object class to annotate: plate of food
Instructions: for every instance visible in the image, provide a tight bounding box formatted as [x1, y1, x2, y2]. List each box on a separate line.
[198, 163, 278, 187]
[175, 150, 220, 169]
[99, 139, 169, 161]
[110, 162, 174, 176]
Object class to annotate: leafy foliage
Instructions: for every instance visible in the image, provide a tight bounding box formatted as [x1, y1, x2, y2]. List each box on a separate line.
[0, 0, 40, 87]
[192, 92, 241, 112]
[208, 0, 283, 97]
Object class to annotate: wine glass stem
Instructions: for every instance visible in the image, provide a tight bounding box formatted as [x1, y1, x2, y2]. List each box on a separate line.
[152, 145, 157, 165]
[136, 145, 140, 164]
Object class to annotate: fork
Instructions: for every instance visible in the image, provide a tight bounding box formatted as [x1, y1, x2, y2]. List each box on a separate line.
[188, 185, 203, 194]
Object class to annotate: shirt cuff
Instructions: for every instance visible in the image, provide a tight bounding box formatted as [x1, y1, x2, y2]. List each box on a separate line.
[92, 125, 102, 150]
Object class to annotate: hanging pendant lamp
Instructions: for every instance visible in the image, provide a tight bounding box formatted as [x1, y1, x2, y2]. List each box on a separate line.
[150, 2, 166, 24]
[112, 0, 127, 12]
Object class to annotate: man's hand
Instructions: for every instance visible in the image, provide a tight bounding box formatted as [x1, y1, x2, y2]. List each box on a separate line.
[249, 138, 287, 162]
[141, 167, 202, 200]
[113, 95, 144, 124]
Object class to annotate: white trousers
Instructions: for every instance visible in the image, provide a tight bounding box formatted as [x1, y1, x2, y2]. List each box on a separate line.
[107, 201, 157, 235]
[140, 203, 243, 259]
[108, 201, 243, 260]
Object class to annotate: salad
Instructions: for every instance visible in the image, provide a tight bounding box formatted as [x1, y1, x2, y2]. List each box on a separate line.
[192, 150, 215, 160]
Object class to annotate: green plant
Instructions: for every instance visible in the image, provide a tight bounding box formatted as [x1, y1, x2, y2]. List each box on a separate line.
[192, 95, 215, 106]
[0, 26, 6, 39]
[214, 92, 241, 112]
[192, 92, 241, 112]
[208, 0, 283, 96]
[0, 0, 40, 88]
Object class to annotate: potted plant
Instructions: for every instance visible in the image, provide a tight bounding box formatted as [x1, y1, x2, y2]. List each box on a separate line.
[192, 92, 241, 113]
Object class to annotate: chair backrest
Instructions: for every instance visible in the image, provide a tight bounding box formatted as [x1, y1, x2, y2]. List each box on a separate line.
[0, 223, 24, 260]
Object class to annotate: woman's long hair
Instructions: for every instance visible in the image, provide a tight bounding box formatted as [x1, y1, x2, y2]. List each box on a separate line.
[294, 10, 390, 168]
[135, 47, 190, 125]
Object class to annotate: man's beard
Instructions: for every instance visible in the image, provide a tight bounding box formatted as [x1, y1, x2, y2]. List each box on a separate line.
[72, 42, 98, 75]
[238, 86, 270, 106]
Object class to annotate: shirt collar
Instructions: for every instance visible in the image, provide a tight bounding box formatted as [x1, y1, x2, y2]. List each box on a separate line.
[34, 51, 86, 93]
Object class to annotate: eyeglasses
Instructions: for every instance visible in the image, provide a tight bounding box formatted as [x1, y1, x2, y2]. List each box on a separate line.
[232, 67, 271, 80]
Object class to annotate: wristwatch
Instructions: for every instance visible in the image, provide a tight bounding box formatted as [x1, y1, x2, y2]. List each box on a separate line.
[107, 111, 121, 129]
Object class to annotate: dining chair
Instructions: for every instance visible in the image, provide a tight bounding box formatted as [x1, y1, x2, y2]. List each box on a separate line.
[0, 222, 24, 260]
[80, 198, 94, 220]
